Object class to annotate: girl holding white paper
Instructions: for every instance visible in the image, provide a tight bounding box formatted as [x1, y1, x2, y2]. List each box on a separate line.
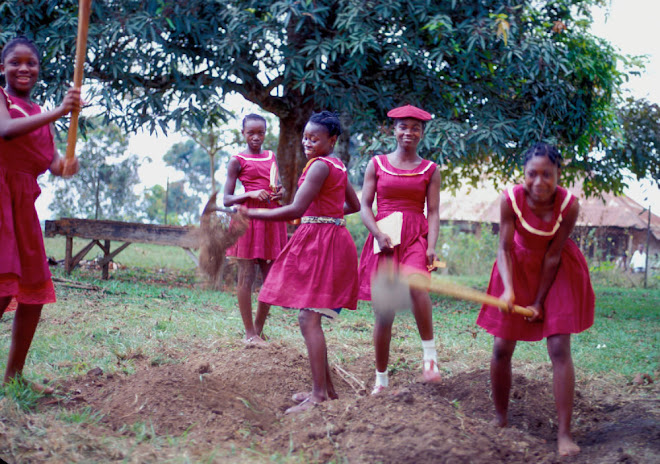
[357, 104, 442, 394]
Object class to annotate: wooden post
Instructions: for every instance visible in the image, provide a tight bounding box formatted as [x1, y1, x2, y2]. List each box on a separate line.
[65, 236, 73, 274]
[101, 240, 110, 280]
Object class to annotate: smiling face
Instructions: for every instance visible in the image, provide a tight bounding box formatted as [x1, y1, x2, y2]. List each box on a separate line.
[1, 43, 40, 98]
[302, 122, 337, 159]
[393, 117, 424, 150]
[523, 154, 560, 204]
[242, 118, 266, 154]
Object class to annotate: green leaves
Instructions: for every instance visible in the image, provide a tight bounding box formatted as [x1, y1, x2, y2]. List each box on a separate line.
[0, 0, 649, 195]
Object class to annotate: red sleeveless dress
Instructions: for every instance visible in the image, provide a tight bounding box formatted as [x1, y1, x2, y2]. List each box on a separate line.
[358, 154, 437, 300]
[0, 88, 57, 308]
[258, 156, 358, 310]
[476, 185, 595, 341]
[225, 151, 287, 260]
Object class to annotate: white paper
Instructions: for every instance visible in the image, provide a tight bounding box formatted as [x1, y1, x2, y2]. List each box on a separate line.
[374, 212, 403, 254]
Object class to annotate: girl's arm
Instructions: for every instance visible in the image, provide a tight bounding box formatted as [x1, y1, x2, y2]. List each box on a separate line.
[223, 157, 270, 206]
[360, 159, 393, 251]
[0, 87, 81, 140]
[496, 193, 517, 312]
[48, 125, 79, 177]
[528, 199, 579, 321]
[425, 168, 442, 268]
[247, 160, 329, 221]
[344, 181, 360, 215]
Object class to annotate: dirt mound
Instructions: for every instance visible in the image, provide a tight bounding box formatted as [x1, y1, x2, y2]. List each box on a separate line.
[53, 344, 659, 463]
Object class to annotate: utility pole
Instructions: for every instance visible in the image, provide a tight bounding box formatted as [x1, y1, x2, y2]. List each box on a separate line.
[164, 177, 169, 225]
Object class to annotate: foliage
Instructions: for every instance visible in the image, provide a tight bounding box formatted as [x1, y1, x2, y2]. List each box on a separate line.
[49, 121, 142, 221]
[142, 180, 199, 225]
[437, 224, 499, 275]
[0, 0, 646, 199]
[607, 97, 660, 187]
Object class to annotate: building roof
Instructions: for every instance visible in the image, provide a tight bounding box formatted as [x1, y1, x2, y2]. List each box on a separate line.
[439, 180, 660, 240]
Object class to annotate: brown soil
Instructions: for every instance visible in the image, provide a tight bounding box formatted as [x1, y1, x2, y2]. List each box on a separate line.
[51, 342, 659, 463]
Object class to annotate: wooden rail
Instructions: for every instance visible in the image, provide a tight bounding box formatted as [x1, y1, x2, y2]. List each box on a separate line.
[45, 218, 200, 279]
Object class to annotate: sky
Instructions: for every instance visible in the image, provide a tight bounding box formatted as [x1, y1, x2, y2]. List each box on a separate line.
[35, 0, 660, 220]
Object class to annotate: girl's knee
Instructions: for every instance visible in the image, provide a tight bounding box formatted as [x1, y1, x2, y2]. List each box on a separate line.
[547, 335, 572, 363]
[492, 339, 516, 362]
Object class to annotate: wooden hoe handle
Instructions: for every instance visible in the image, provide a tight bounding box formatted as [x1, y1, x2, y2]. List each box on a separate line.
[65, 0, 92, 161]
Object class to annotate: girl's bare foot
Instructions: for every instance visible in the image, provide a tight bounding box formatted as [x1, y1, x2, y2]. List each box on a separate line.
[489, 416, 508, 428]
[5, 377, 54, 395]
[558, 434, 580, 456]
[243, 335, 268, 347]
[285, 397, 322, 414]
[292, 391, 338, 403]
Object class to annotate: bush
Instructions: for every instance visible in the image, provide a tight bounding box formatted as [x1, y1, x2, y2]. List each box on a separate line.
[438, 224, 498, 276]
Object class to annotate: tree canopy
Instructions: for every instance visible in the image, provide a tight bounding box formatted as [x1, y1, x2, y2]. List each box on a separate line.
[1, 0, 651, 197]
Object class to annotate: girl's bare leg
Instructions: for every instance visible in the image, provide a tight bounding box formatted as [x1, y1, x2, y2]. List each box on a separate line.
[254, 260, 273, 338]
[490, 337, 517, 427]
[374, 310, 395, 373]
[236, 260, 264, 343]
[4, 301, 52, 394]
[547, 334, 580, 456]
[410, 286, 433, 340]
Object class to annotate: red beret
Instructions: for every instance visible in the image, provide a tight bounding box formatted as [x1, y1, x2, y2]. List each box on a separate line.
[386, 104, 432, 121]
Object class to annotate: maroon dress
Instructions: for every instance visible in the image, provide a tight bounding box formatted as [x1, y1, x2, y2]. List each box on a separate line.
[476, 185, 595, 341]
[358, 154, 437, 300]
[258, 156, 358, 310]
[0, 88, 57, 308]
[226, 150, 287, 260]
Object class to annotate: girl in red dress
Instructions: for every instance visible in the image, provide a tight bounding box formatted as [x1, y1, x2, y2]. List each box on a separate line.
[223, 114, 287, 345]
[358, 105, 442, 394]
[476, 142, 595, 456]
[246, 111, 360, 414]
[0, 37, 81, 393]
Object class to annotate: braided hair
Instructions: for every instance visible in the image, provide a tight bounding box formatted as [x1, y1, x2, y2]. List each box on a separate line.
[523, 142, 563, 168]
[308, 111, 342, 137]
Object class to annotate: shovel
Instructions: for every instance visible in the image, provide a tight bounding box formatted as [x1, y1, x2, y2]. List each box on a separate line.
[371, 265, 534, 317]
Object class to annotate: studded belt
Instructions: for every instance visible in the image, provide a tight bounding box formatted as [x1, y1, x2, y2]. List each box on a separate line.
[300, 216, 346, 226]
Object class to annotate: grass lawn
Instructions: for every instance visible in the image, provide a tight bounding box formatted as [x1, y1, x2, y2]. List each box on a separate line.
[0, 238, 656, 463]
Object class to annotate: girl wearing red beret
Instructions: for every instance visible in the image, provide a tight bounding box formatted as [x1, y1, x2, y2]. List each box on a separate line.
[358, 105, 443, 394]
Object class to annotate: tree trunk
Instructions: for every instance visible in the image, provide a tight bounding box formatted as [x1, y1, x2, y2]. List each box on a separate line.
[335, 112, 352, 167]
[277, 111, 313, 203]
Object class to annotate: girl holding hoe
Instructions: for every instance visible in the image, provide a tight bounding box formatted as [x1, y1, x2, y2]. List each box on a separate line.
[477, 142, 595, 456]
[244, 110, 360, 414]
[223, 114, 288, 346]
[0, 36, 82, 393]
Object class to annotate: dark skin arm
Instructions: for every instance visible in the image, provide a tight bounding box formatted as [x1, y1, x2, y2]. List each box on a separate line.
[344, 180, 360, 216]
[497, 193, 517, 312]
[246, 160, 329, 221]
[223, 156, 271, 206]
[425, 168, 442, 269]
[0, 87, 81, 140]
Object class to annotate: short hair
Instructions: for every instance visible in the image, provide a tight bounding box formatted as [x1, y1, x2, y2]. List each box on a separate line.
[242, 113, 267, 129]
[308, 111, 342, 137]
[1, 36, 39, 64]
[523, 142, 563, 168]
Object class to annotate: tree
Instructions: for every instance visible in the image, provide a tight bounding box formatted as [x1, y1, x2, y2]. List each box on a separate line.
[2, 0, 646, 197]
[607, 98, 660, 187]
[49, 121, 142, 221]
[142, 180, 199, 225]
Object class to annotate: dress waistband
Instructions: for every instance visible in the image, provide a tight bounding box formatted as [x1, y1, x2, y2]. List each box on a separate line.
[301, 216, 346, 226]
